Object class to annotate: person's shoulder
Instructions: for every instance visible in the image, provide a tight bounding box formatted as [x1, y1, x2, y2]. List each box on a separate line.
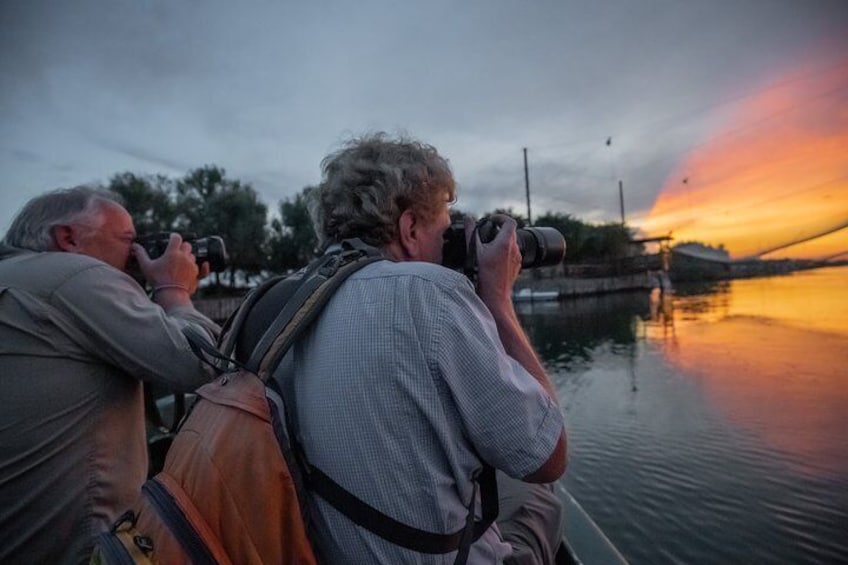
[357, 260, 470, 290]
[23, 252, 132, 293]
[40, 251, 116, 277]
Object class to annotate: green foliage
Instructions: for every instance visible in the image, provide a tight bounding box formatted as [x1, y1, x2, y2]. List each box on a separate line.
[108, 166, 268, 288]
[107, 172, 176, 234]
[175, 166, 268, 285]
[526, 212, 637, 263]
[267, 187, 318, 272]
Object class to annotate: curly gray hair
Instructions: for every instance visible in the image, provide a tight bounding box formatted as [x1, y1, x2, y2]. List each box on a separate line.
[310, 133, 456, 248]
[3, 186, 123, 251]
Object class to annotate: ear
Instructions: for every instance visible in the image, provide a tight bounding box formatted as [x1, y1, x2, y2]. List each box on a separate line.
[395, 209, 421, 261]
[51, 225, 82, 253]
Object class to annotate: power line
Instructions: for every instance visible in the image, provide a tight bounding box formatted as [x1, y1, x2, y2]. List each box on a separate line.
[528, 58, 848, 153]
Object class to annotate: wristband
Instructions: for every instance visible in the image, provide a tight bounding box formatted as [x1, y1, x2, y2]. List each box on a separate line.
[152, 283, 190, 296]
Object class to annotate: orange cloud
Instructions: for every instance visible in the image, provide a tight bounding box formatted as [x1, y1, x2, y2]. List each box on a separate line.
[640, 57, 848, 259]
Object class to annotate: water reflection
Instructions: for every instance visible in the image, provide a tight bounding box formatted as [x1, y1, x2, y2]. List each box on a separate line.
[516, 292, 649, 372]
[662, 315, 848, 478]
[520, 266, 848, 564]
[653, 267, 848, 479]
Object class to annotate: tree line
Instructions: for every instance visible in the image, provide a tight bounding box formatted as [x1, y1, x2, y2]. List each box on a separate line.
[105, 165, 639, 290]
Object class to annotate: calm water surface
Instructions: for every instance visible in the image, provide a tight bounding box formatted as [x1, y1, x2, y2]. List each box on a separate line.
[518, 266, 848, 565]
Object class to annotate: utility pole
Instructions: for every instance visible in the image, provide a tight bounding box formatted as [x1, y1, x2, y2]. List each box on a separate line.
[523, 147, 532, 225]
[618, 179, 625, 225]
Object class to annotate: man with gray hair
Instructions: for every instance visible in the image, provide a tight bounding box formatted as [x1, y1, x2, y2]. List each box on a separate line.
[267, 133, 566, 563]
[0, 187, 219, 564]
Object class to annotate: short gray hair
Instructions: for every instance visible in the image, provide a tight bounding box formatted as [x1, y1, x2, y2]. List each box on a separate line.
[3, 186, 124, 251]
[311, 132, 456, 248]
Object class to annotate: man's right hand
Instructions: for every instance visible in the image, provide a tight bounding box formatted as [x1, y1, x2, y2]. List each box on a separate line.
[132, 233, 200, 300]
[469, 214, 522, 313]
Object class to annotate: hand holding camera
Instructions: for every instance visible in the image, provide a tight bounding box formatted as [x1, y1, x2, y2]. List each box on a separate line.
[441, 213, 567, 310]
[131, 233, 202, 299]
[442, 214, 566, 276]
[135, 233, 228, 272]
[475, 214, 524, 307]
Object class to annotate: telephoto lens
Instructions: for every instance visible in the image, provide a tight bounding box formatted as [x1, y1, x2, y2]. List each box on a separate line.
[441, 215, 565, 275]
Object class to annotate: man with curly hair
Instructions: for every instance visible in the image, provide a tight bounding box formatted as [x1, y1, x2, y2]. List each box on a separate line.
[276, 133, 567, 564]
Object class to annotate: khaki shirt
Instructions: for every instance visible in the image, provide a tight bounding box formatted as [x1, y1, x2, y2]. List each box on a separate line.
[0, 245, 219, 564]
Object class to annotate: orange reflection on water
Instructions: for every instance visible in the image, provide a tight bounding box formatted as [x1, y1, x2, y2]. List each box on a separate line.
[724, 268, 848, 336]
[648, 267, 848, 477]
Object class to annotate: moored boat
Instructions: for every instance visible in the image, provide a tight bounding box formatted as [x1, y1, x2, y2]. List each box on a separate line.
[513, 288, 560, 302]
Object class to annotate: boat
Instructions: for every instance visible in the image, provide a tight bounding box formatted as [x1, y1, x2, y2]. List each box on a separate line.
[556, 484, 629, 564]
[513, 287, 560, 302]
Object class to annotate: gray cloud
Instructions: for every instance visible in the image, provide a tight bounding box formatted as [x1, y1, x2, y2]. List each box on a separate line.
[2, 0, 847, 235]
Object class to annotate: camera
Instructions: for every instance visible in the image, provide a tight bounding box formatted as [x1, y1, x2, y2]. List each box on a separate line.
[442, 215, 566, 276]
[135, 232, 228, 272]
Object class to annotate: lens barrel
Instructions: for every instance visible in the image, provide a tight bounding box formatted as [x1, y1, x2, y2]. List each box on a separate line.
[441, 217, 565, 272]
[515, 227, 566, 269]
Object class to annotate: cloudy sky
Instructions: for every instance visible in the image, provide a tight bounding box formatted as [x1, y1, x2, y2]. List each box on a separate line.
[2, 0, 847, 258]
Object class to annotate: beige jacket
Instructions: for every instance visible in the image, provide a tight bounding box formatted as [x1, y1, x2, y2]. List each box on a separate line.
[0, 245, 219, 564]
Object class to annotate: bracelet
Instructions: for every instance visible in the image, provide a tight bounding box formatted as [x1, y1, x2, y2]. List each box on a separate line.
[152, 283, 190, 296]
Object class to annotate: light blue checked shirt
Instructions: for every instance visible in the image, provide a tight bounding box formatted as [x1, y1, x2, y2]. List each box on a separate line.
[280, 260, 563, 564]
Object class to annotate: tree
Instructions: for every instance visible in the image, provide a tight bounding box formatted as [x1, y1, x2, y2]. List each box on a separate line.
[534, 212, 636, 262]
[267, 187, 318, 273]
[175, 166, 268, 287]
[534, 212, 587, 262]
[107, 172, 176, 234]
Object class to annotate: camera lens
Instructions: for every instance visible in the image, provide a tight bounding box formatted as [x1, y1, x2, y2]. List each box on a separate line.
[517, 227, 566, 269]
[441, 218, 565, 273]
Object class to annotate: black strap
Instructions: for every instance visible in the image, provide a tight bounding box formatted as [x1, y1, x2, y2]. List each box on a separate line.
[219, 274, 286, 358]
[306, 462, 497, 560]
[184, 241, 381, 374]
[251, 244, 383, 380]
[245, 253, 338, 371]
[142, 478, 217, 565]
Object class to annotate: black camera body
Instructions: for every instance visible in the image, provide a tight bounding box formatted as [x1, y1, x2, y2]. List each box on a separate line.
[442, 215, 566, 276]
[135, 232, 228, 272]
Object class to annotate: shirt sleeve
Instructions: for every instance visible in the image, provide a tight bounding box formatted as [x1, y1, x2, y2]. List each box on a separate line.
[430, 276, 564, 479]
[46, 262, 220, 391]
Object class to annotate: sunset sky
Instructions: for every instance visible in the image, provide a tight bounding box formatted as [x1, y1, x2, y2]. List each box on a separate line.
[638, 53, 848, 259]
[2, 0, 847, 260]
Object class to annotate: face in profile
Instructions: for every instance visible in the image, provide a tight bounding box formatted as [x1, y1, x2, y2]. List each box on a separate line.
[72, 202, 137, 271]
[416, 201, 452, 265]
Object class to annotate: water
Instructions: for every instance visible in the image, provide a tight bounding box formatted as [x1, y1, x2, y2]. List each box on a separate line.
[517, 266, 848, 565]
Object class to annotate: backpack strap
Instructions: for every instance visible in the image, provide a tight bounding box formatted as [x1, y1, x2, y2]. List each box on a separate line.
[184, 239, 381, 375]
[305, 460, 498, 559]
[141, 478, 219, 565]
[218, 274, 286, 358]
[248, 243, 382, 379]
